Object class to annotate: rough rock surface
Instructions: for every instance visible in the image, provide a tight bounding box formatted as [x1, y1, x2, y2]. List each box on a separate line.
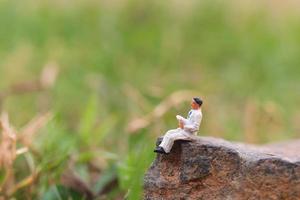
[144, 137, 300, 200]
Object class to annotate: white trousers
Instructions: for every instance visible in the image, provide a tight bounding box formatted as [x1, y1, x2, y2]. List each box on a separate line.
[159, 128, 196, 153]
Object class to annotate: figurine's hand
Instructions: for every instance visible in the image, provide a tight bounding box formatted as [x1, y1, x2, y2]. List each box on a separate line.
[178, 121, 184, 129]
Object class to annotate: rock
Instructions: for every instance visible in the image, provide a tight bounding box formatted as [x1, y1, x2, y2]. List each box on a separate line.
[144, 137, 300, 200]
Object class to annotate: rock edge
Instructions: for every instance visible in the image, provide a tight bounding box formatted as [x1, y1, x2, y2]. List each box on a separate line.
[144, 137, 300, 200]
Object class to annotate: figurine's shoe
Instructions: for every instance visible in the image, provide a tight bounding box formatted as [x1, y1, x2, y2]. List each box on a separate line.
[154, 146, 168, 154]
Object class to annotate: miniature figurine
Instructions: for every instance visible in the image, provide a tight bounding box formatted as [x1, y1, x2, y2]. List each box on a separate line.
[154, 97, 203, 154]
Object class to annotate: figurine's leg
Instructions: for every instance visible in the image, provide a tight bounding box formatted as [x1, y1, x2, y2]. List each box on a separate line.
[159, 130, 187, 153]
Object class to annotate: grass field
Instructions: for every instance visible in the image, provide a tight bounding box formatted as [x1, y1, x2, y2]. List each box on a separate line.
[0, 0, 300, 199]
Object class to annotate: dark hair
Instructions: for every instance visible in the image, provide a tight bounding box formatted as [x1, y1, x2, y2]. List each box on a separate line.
[193, 97, 203, 106]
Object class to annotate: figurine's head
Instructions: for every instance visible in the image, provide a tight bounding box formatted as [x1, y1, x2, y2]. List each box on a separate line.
[191, 97, 203, 109]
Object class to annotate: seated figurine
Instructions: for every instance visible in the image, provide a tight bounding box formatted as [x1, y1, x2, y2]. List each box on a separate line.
[154, 97, 203, 154]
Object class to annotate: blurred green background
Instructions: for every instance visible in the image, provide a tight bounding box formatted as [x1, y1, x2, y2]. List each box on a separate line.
[0, 0, 300, 199]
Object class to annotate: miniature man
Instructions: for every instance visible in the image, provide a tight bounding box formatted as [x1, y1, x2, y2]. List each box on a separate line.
[154, 97, 203, 154]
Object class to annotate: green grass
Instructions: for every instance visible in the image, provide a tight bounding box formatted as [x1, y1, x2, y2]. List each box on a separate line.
[0, 0, 300, 199]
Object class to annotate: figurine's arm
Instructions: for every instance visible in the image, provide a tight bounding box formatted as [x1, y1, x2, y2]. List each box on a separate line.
[183, 113, 202, 132]
[183, 123, 199, 132]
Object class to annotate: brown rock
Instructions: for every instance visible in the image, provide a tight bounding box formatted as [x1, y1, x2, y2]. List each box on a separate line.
[144, 137, 300, 200]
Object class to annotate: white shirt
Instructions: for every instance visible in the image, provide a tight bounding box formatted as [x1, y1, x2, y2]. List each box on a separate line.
[176, 109, 202, 134]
